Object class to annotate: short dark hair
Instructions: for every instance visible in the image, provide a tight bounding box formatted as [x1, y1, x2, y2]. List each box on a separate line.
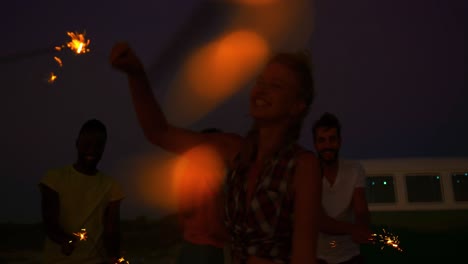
[312, 112, 341, 141]
[79, 119, 107, 138]
[200, 128, 222, 134]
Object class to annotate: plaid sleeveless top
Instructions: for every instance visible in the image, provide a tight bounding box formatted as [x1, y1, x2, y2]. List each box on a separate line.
[224, 143, 299, 263]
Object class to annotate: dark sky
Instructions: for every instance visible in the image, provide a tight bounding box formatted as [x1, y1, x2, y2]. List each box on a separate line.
[1, 0, 466, 223]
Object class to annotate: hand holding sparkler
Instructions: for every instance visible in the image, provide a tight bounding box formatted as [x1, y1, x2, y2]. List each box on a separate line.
[68, 229, 131, 263]
[329, 228, 403, 253]
[61, 228, 88, 256]
[73, 228, 88, 242]
[370, 228, 403, 252]
[350, 224, 374, 244]
[109, 42, 145, 75]
[61, 237, 77, 256]
[110, 256, 130, 264]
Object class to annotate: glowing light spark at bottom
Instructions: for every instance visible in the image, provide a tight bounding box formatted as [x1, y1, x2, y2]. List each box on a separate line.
[73, 228, 88, 241]
[48, 72, 57, 83]
[47, 30, 91, 84]
[329, 228, 403, 252]
[116, 257, 130, 264]
[371, 229, 403, 252]
[68, 228, 130, 263]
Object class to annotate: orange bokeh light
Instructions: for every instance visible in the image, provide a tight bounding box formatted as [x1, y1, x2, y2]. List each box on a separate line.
[172, 144, 225, 212]
[162, 0, 314, 126]
[164, 30, 269, 126]
[186, 30, 269, 100]
[228, 0, 278, 6]
[132, 144, 225, 212]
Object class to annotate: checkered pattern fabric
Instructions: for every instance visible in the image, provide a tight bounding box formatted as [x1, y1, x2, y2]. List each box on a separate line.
[224, 144, 299, 263]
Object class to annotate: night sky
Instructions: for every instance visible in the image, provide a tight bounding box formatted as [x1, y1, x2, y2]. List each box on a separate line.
[1, 0, 466, 223]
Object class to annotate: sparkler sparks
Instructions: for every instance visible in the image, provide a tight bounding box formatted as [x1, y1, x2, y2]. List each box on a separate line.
[371, 228, 403, 252]
[328, 228, 403, 253]
[48, 72, 57, 83]
[53, 56, 63, 67]
[67, 228, 130, 263]
[47, 30, 90, 84]
[115, 257, 130, 264]
[72, 228, 88, 241]
[62, 31, 91, 54]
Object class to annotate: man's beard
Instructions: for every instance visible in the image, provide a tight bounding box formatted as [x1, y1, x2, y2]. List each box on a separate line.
[318, 149, 339, 163]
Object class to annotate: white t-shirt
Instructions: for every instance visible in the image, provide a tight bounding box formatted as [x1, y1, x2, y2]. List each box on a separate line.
[317, 160, 366, 264]
[40, 165, 125, 264]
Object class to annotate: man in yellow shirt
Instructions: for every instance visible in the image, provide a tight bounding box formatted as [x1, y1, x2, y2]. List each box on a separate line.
[39, 119, 125, 264]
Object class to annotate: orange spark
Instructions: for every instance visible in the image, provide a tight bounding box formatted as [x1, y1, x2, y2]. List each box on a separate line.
[372, 229, 403, 252]
[116, 257, 130, 263]
[53, 31, 91, 54]
[48, 72, 57, 83]
[73, 228, 88, 241]
[66, 31, 90, 54]
[54, 56, 63, 67]
[45, 30, 91, 84]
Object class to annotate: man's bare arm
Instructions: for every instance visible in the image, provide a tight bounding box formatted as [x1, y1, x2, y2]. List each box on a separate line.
[352, 187, 371, 227]
[39, 184, 76, 247]
[319, 188, 372, 243]
[103, 200, 122, 259]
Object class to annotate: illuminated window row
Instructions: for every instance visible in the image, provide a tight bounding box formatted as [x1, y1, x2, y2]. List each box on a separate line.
[366, 172, 468, 203]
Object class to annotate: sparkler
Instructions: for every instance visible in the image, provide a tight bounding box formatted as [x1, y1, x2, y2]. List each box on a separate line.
[0, 31, 90, 83]
[68, 228, 88, 244]
[47, 31, 91, 84]
[48, 72, 57, 83]
[47, 74, 58, 84]
[68, 228, 130, 263]
[53, 56, 63, 67]
[328, 228, 403, 252]
[371, 228, 403, 252]
[72, 228, 88, 241]
[57, 31, 91, 55]
[115, 257, 130, 264]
